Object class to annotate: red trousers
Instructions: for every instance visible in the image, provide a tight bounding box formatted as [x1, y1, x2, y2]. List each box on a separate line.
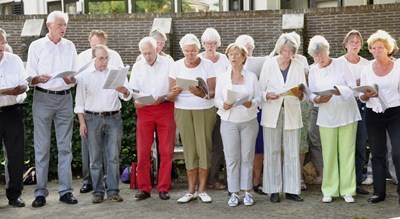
[136, 102, 175, 193]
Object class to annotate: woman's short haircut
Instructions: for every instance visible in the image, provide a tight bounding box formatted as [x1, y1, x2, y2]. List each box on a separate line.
[308, 35, 330, 57]
[138, 36, 157, 52]
[149, 29, 167, 41]
[367, 30, 398, 56]
[47, 11, 69, 24]
[342, 30, 363, 51]
[225, 43, 248, 65]
[179, 34, 201, 50]
[274, 33, 299, 55]
[235, 35, 255, 50]
[201, 27, 221, 47]
[92, 44, 109, 58]
[88, 30, 108, 43]
[0, 28, 6, 41]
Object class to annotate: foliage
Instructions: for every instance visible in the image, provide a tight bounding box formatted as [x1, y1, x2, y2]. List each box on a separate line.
[88, 1, 126, 14]
[135, 0, 171, 13]
[0, 88, 137, 178]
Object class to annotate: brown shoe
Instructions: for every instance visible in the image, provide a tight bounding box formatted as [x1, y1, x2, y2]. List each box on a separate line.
[159, 191, 170, 200]
[135, 190, 151, 200]
[108, 194, 123, 202]
[92, 195, 104, 204]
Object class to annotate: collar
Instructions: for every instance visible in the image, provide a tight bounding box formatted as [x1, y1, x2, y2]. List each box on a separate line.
[44, 34, 65, 45]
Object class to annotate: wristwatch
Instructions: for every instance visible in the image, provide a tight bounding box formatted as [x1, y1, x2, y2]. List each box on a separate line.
[163, 95, 168, 102]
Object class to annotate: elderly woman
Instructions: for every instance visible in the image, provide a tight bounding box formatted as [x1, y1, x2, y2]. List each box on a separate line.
[359, 30, 400, 204]
[235, 35, 263, 194]
[215, 43, 260, 206]
[200, 27, 229, 190]
[136, 29, 172, 62]
[168, 34, 216, 203]
[339, 30, 371, 196]
[308, 35, 361, 203]
[259, 33, 306, 203]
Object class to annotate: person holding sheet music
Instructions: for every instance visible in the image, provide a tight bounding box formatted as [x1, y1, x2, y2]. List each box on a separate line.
[77, 29, 124, 194]
[128, 37, 175, 201]
[215, 43, 260, 207]
[259, 33, 306, 203]
[359, 30, 400, 204]
[308, 35, 360, 203]
[26, 11, 78, 207]
[168, 34, 216, 203]
[74, 45, 131, 204]
[339, 30, 371, 196]
[200, 27, 229, 190]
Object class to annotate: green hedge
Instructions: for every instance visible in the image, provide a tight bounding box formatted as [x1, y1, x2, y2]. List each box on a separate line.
[1, 88, 137, 177]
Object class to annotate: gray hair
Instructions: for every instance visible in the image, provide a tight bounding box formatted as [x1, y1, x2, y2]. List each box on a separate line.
[235, 35, 255, 50]
[92, 44, 109, 58]
[274, 33, 299, 55]
[150, 29, 167, 41]
[0, 28, 7, 40]
[201, 27, 221, 47]
[179, 34, 201, 50]
[308, 35, 330, 57]
[138, 36, 157, 52]
[4, 44, 12, 53]
[288, 31, 301, 48]
[47, 11, 69, 24]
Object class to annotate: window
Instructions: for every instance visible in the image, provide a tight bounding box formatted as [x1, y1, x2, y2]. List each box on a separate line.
[64, 0, 78, 14]
[229, 0, 243, 11]
[133, 0, 172, 13]
[85, 0, 128, 14]
[47, 1, 62, 13]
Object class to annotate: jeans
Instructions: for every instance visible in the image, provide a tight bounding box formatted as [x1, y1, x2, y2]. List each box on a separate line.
[85, 112, 122, 197]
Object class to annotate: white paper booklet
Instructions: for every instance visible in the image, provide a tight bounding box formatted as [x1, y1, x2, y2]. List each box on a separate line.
[352, 84, 378, 93]
[52, 61, 93, 80]
[245, 56, 267, 79]
[176, 77, 198, 91]
[312, 88, 336, 96]
[102, 66, 130, 89]
[133, 93, 157, 105]
[227, 89, 249, 108]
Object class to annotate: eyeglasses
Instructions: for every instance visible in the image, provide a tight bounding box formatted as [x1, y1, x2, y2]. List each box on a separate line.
[96, 56, 110, 61]
[347, 41, 361, 45]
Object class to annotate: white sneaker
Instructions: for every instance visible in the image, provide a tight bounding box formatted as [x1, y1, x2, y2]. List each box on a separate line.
[362, 177, 373, 185]
[198, 192, 212, 203]
[243, 192, 254, 206]
[343, 195, 355, 203]
[228, 193, 239, 207]
[177, 192, 198, 203]
[322, 196, 332, 203]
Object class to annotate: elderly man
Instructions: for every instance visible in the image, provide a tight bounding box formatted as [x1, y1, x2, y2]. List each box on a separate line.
[0, 28, 29, 207]
[128, 37, 175, 200]
[75, 44, 131, 204]
[26, 11, 78, 207]
[77, 30, 124, 194]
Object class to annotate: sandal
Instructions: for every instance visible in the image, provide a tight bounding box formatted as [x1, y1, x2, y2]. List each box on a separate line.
[208, 182, 226, 190]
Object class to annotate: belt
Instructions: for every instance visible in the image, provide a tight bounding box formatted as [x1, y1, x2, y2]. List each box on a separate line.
[85, 110, 119, 116]
[0, 104, 22, 113]
[35, 87, 70, 95]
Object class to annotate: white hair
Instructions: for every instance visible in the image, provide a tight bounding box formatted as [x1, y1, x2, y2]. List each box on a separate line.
[47, 11, 69, 24]
[274, 33, 299, 55]
[288, 31, 301, 48]
[138, 36, 157, 52]
[179, 34, 201, 50]
[308, 35, 330, 57]
[201, 27, 221, 47]
[150, 29, 167, 41]
[235, 35, 255, 49]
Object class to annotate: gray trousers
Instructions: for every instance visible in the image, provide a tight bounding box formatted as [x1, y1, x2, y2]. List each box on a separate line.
[220, 119, 258, 193]
[306, 107, 323, 173]
[32, 90, 74, 197]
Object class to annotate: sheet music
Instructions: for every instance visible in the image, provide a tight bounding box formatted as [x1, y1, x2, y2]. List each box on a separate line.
[102, 66, 130, 89]
[176, 77, 198, 91]
[227, 89, 249, 107]
[133, 93, 157, 105]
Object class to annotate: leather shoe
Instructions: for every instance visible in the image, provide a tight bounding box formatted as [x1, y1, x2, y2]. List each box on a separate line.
[159, 191, 170, 200]
[270, 193, 280, 203]
[60, 192, 78, 204]
[9, 197, 25, 207]
[80, 184, 93, 193]
[367, 196, 385, 204]
[356, 186, 369, 195]
[32, 196, 46, 208]
[135, 190, 150, 200]
[285, 193, 304, 202]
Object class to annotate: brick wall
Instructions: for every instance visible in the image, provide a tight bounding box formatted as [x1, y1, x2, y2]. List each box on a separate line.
[1, 3, 399, 65]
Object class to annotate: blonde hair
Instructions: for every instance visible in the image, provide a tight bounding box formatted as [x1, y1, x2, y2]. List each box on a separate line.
[225, 43, 248, 65]
[342, 30, 363, 51]
[367, 30, 398, 55]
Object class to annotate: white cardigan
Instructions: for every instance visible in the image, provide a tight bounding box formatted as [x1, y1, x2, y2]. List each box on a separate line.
[259, 56, 307, 130]
[215, 67, 261, 123]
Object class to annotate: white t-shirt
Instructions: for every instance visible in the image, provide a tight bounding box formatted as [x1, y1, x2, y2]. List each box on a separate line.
[339, 55, 370, 81]
[169, 58, 216, 110]
[200, 52, 229, 77]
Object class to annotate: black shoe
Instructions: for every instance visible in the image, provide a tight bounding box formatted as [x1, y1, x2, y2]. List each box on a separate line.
[32, 196, 46, 208]
[159, 191, 170, 200]
[285, 193, 304, 202]
[270, 193, 280, 203]
[356, 186, 369, 195]
[60, 192, 78, 204]
[80, 184, 93, 193]
[367, 196, 385, 204]
[9, 197, 25, 207]
[135, 190, 150, 200]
